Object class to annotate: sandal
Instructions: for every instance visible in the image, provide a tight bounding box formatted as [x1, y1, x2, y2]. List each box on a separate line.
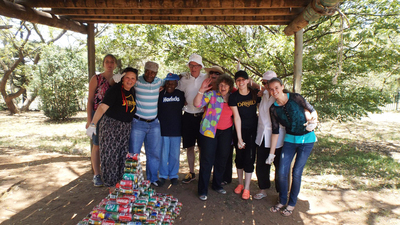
[254, 192, 267, 200]
[281, 207, 294, 217]
[270, 203, 284, 213]
[234, 184, 244, 194]
[242, 189, 250, 200]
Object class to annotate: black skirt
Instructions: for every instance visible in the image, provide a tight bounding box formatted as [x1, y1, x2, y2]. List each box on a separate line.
[99, 114, 132, 187]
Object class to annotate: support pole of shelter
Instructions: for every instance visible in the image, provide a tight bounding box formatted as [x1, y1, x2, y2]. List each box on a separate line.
[87, 23, 95, 173]
[87, 23, 95, 81]
[293, 29, 303, 94]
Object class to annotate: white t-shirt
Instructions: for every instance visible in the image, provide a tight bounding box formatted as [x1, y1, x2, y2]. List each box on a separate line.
[177, 72, 207, 114]
[255, 90, 286, 148]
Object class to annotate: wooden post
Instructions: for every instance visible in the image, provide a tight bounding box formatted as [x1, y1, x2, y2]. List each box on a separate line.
[87, 23, 95, 173]
[293, 29, 303, 93]
[87, 23, 95, 81]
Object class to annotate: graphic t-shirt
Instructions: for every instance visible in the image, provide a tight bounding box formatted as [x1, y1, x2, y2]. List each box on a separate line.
[228, 89, 260, 129]
[102, 82, 136, 122]
[157, 89, 185, 136]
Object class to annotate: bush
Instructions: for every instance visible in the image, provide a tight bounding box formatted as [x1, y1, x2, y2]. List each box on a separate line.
[38, 45, 87, 120]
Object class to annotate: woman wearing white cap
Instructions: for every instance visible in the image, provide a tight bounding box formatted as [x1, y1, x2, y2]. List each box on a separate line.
[254, 71, 286, 200]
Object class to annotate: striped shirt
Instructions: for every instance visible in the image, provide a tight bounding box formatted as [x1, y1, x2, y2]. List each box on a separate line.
[134, 75, 164, 120]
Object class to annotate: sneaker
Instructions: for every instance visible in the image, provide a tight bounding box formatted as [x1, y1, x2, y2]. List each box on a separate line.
[93, 175, 104, 187]
[170, 178, 179, 186]
[182, 173, 195, 184]
[156, 178, 166, 187]
[215, 188, 227, 194]
[151, 181, 159, 187]
[199, 195, 207, 201]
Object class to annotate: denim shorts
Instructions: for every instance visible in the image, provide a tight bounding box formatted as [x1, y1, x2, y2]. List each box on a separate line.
[91, 111, 101, 146]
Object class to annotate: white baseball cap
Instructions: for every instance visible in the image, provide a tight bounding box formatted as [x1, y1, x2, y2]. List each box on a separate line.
[263, 70, 277, 80]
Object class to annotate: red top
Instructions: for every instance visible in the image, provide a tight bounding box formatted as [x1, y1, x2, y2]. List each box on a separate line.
[216, 103, 233, 130]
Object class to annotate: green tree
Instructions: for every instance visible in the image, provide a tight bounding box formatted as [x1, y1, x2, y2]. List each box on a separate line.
[38, 45, 87, 120]
[0, 18, 66, 114]
[69, 0, 400, 122]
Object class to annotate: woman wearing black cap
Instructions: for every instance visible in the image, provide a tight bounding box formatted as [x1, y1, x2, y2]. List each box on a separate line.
[229, 70, 261, 200]
[86, 67, 138, 192]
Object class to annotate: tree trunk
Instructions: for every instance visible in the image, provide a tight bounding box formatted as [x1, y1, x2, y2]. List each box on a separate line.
[4, 96, 19, 114]
[19, 89, 38, 112]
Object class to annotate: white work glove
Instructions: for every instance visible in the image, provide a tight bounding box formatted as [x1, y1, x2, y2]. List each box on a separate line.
[265, 154, 276, 165]
[113, 73, 122, 83]
[304, 119, 318, 131]
[86, 125, 96, 139]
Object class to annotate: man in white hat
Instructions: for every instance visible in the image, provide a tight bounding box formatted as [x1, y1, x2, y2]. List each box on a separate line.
[177, 53, 207, 183]
[129, 61, 164, 187]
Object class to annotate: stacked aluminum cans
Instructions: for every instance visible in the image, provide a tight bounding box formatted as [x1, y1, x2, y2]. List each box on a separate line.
[77, 153, 182, 225]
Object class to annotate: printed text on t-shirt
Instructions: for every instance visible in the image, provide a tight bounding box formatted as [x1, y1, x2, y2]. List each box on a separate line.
[237, 100, 257, 107]
[163, 96, 181, 102]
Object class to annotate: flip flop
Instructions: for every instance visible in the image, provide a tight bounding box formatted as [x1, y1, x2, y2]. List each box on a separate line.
[254, 192, 267, 200]
[281, 207, 294, 217]
[270, 204, 284, 213]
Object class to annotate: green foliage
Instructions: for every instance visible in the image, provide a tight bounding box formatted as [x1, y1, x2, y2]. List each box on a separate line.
[38, 45, 87, 120]
[75, 0, 400, 121]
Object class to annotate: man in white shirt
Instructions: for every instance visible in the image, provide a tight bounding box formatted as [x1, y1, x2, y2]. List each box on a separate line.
[177, 53, 207, 183]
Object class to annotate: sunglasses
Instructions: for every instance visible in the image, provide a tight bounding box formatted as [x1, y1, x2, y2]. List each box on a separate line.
[209, 71, 221, 75]
[262, 81, 268, 85]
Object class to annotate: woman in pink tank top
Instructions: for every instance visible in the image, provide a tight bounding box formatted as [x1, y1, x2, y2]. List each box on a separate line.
[86, 54, 117, 187]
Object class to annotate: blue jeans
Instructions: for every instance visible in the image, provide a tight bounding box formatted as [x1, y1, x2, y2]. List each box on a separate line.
[278, 142, 314, 207]
[129, 118, 162, 182]
[159, 136, 181, 179]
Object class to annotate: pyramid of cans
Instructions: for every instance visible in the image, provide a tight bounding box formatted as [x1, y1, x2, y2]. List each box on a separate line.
[78, 153, 182, 225]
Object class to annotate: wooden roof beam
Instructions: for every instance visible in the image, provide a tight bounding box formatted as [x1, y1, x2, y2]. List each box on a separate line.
[71, 16, 293, 24]
[46, 8, 304, 17]
[69, 15, 294, 22]
[89, 21, 290, 25]
[284, 0, 340, 35]
[0, 0, 88, 34]
[16, 0, 310, 9]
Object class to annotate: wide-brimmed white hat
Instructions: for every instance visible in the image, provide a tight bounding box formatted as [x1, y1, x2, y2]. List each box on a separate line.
[186, 53, 204, 68]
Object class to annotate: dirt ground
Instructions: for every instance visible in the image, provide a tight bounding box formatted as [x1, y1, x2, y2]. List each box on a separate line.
[0, 111, 399, 225]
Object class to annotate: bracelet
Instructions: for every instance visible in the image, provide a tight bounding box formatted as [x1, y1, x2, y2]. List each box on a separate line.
[198, 91, 204, 95]
[90, 122, 96, 127]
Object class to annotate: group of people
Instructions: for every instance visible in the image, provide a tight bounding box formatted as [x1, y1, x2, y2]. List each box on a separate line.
[86, 53, 318, 217]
